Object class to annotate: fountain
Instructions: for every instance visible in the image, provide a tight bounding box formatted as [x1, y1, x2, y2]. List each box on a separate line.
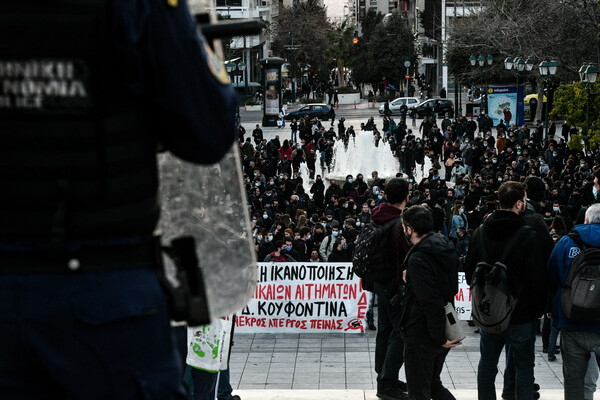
[297, 130, 437, 192]
[327, 131, 400, 181]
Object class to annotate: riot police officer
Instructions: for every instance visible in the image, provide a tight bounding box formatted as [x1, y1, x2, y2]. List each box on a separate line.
[0, 0, 237, 398]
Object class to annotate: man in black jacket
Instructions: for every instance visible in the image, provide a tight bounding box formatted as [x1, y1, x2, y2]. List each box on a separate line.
[465, 182, 546, 400]
[370, 178, 412, 400]
[400, 206, 460, 400]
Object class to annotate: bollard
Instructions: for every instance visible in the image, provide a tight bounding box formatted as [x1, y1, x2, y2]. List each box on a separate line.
[354, 101, 356, 109]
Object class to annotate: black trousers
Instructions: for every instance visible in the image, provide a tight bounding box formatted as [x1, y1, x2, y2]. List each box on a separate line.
[404, 342, 455, 400]
[374, 281, 404, 391]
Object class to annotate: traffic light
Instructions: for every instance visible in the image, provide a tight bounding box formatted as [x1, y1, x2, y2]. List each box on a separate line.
[353, 30, 358, 44]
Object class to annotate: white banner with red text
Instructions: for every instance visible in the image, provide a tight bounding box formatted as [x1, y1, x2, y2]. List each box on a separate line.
[235, 262, 371, 333]
[235, 264, 472, 334]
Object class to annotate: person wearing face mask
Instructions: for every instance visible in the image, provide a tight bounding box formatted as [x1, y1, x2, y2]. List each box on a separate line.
[319, 223, 342, 261]
[358, 203, 372, 226]
[581, 170, 600, 210]
[294, 228, 312, 262]
[258, 232, 276, 261]
[264, 240, 296, 262]
[449, 204, 468, 242]
[308, 249, 321, 263]
[368, 178, 412, 400]
[282, 238, 300, 261]
[327, 238, 353, 262]
[344, 175, 360, 203]
[310, 175, 326, 211]
[539, 158, 550, 176]
[400, 205, 460, 400]
[465, 182, 547, 400]
[256, 211, 273, 229]
[356, 174, 369, 195]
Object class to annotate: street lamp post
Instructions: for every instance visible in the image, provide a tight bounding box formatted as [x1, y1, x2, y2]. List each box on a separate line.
[469, 53, 493, 114]
[226, 60, 242, 123]
[504, 56, 534, 127]
[539, 60, 557, 139]
[579, 64, 598, 136]
[238, 60, 248, 98]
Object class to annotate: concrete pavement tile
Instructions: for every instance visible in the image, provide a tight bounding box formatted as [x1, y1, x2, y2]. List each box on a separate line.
[269, 364, 296, 372]
[272, 353, 295, 362]
[319, 383, 346, 389]
[291, 384, 320, 389]
[247, 353, 272, 359]
[297, 347, 322, 352]
[265, 383, 293, 389]
[267, 376, 294, 384]
[321, 347, 346, 352]
[238, 390, 365, 400]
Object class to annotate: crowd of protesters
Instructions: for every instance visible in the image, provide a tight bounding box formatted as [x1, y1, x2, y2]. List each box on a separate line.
[240, 109, 595, 266]
[237, 108, 600, 399]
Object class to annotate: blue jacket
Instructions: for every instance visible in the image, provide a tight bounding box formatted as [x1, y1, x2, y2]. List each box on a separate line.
[548, 223, 600, 334]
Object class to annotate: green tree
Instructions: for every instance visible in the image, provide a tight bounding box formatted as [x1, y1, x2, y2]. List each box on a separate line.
[447, 0, 600, 122]
[551, 82, 600, 149]
[325, 20, 354, 87]
[352, 10, 414, 95]
[271, 0, 331, 86]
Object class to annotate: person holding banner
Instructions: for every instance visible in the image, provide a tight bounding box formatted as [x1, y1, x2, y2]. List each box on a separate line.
[400, 205, 460, 400]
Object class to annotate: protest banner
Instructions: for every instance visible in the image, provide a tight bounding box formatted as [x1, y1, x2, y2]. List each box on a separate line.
[455, 272, 472, 320]
[235, 262, 371, 334]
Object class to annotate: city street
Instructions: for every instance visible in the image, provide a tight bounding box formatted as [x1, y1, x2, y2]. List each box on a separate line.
[231, 99, 568, 399]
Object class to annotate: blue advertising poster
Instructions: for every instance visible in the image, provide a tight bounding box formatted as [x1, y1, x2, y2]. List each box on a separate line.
[487, 86, 524, 127]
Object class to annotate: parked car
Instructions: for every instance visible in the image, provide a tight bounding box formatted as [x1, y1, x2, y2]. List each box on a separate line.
[285, 104, 330, 121]
[410, 99, 454, 118]
[524, 92, 548, 121]
[378, 97, 421, 115]
[524, 93, 547, 108]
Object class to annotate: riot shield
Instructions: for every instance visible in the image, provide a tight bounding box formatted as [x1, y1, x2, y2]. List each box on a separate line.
[158, 142, 256, 320]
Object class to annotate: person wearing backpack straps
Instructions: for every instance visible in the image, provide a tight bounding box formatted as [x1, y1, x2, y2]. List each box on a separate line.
[400, 206, 460, 400]
[369, 178, 412, 400]
[465, 181, 546, 400]
[547, 203, 600, 400]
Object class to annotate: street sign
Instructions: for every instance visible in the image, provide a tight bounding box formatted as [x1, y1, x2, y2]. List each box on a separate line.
[405, 74, 410, 80]
[404, 61, 411, 68]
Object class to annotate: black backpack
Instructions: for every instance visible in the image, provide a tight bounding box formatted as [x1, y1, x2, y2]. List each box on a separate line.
[561, 231, 600, 322]
[352, 218, 402, 286]
[471, 226, 531, 334]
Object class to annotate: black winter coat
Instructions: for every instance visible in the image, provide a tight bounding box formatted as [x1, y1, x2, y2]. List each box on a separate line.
[400, 233, 458, 345]
[464, 210, 547, 326]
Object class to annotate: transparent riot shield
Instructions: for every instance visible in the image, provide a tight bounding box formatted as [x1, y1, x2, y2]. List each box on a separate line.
[158, 142, 257, 320]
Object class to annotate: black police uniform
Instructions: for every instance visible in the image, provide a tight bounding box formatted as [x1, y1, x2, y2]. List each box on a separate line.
[0, 0, 237, 398]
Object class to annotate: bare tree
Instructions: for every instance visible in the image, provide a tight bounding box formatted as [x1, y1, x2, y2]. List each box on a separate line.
[447, 0, 600, 122]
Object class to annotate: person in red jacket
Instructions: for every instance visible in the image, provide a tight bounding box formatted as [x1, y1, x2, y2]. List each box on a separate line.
[279, 139, 293, 160]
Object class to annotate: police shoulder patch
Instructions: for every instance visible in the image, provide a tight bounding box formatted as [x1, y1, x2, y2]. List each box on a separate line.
[167, 0, 178, 7]
[204, 44, 230, 85]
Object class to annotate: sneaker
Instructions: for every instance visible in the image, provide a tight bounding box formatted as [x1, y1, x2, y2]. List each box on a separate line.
[549, 355, 557, 361]
[376, 387, 409, 400]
